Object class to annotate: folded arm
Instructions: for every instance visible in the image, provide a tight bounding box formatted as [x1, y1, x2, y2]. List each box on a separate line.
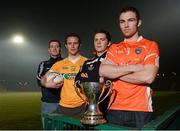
[119, 64, 158, 84]
[99, 60, 158, 85]
[99, 60, 143, 79]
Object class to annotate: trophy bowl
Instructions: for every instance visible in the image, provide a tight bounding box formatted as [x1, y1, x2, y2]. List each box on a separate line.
[74, 80, 112, 125]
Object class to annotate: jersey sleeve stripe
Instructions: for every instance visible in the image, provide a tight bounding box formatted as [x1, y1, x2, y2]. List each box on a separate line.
[37, 62, 44, 79]
[144, 53, 158, 61]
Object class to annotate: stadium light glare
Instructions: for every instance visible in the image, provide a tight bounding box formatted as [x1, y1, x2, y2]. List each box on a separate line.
[12, 35, 24, 45]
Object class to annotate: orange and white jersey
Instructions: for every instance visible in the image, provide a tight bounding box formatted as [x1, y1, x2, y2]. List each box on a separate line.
[106, 37, 159, 112]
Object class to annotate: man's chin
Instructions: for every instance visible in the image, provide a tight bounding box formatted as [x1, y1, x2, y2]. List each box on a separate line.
[51, 54, 60, 57]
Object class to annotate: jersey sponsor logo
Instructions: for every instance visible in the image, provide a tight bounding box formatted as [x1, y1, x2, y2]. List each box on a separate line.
[134, 58, 142, 64]
[71, 66, 76, 72]
[117, 50, 124, 54]
[63, 73, 77, 80]
[62, 66, 69, 70]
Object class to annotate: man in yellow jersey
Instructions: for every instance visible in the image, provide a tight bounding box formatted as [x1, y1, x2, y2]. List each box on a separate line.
[41, 33, 86, 118]
[99, 7, 159, 129]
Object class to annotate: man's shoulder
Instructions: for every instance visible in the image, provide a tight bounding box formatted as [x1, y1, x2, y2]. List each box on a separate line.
[80, 56, 87, 60]
[39, 58, 51, 64]
[53, 58, 66, 65]
[138, 38, 159, 54]
[38, 60, 46, 67]
[141, 38, 158, 46]
[108, 42, 123, 50]
[77, 56, 87, 63]
[53, 57, 72, 66]
[85, 56, 97, 64]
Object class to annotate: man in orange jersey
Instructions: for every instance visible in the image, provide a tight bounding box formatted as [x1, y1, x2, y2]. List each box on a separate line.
[99, 7, 159, 129]
[41, 33, 87, 118]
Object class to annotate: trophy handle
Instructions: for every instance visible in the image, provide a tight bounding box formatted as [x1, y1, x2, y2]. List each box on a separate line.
[98, 80, 112, 104]
[74, 80, 87, 102]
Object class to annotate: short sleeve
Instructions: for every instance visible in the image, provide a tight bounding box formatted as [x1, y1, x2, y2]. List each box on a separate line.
[144, 41, 159, 67]
[50, 62, 61, 72]
[105, 44, 117, 64]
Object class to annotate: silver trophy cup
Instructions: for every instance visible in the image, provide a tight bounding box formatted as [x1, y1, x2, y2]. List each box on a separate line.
[74, 80, 112, 125]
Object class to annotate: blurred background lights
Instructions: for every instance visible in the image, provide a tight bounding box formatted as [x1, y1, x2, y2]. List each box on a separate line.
[13, 35, 24, 44]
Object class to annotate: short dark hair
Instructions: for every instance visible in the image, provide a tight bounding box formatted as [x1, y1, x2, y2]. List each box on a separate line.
[48, 40, 61, 48]
[93, 29, 111, 42]
[65, 33, 81, 45]
[119, 7, 140, 21]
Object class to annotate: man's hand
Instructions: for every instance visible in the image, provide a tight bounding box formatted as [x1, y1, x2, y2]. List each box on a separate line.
[45, 75, 63, 89]
[99, 76, 104, 83]
[80, 73, 88, 78]
[41, 72, 64, 89]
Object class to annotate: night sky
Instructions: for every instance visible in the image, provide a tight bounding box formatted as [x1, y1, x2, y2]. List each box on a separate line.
[0, 0, 180, 90]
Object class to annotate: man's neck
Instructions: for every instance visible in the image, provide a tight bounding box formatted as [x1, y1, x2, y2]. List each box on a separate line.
[50, 55, 59, 59]
[124, 32, 141, 42]
[68, 53, 81, 63]
[97, 50, 107, 57]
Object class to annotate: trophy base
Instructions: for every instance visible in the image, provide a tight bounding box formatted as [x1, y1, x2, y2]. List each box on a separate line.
[80, 115, 107, 125]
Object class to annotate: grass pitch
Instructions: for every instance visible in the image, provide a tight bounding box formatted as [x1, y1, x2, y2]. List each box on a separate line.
[0, 91, 179, 129]
[153, 91, 180, 117]
[0, 92, 42, 129]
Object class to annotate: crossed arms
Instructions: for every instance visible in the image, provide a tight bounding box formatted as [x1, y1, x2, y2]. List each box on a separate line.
[99, 60, 159, 85]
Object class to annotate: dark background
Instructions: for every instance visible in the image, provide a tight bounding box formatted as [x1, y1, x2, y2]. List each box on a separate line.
[0, 0, 179, 91]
